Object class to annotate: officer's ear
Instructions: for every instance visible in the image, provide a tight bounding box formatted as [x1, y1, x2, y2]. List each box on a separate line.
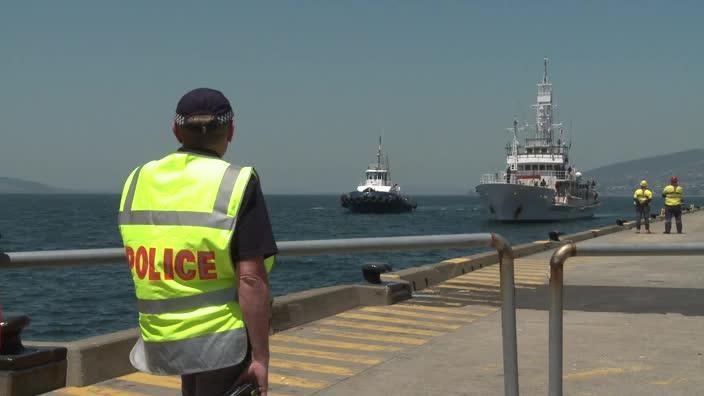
[227, 119, 235, 142]
[172, 122, 183, 143]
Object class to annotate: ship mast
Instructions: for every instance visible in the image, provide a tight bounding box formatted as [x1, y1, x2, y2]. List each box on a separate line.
[377, 136, 382, 169]
[510, 119, 519, 171]
[534, 57, 558, 144]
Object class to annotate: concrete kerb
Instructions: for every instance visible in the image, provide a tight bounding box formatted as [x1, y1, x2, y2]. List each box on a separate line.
[271, 282, 410, 333]
[26, 328, 138, 388]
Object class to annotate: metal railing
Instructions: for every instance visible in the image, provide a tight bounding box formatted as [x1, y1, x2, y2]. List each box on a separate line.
[1, 233, 520, 396]
[547, 242, 704, 396]
[479, 171, 572, 185]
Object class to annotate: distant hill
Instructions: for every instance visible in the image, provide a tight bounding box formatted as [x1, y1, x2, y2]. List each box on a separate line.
[586, 149, 704, 196]
[0, 177, 70, 194]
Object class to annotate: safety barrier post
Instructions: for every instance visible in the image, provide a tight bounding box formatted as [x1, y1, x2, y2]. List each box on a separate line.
[548, 242, 704, 396]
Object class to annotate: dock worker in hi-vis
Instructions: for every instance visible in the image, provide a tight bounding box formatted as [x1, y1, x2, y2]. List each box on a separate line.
[662, 176, 684, 234]
[118, 88, 277, 396]
[633, 180, 653, 234]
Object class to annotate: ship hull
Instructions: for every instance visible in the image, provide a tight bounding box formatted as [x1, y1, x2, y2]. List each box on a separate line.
[475, 183, 598, 222]
[341, 191, 416, 213]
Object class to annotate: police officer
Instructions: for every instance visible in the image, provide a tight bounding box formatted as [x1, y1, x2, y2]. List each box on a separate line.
[662, 175, 684, 234]
[118, 88, 277, 396]
[633, 180, 653, 234]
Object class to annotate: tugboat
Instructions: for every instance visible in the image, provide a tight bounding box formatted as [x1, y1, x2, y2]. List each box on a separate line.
[341, 137, 416, 213]
[475, 59, 599, 221]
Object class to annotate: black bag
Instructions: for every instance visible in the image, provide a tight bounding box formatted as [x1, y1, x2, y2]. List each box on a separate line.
[223, 382, 258, 396]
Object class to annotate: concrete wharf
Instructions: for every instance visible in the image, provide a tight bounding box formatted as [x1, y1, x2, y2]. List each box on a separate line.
[26, 211, 704, 395]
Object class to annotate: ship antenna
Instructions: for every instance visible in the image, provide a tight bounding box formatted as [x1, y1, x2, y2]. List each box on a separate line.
[543, 57, 549, 83]
[377, 136, 382, 169]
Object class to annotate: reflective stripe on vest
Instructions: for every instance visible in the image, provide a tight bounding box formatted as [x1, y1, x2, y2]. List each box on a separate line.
[118, 152, 273, 375]
[136, 286, 237, 314]
[130, 326, 248, 375]
[119, 164, 241, 229]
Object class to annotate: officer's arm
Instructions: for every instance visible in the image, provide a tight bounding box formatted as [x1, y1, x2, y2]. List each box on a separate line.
[238, 257, 271, 366]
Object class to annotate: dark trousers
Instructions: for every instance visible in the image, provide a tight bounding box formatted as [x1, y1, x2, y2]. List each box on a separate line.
[181, 348, 251, 396]
[635, 205, 650, 231]
[664, 205, 683, 233]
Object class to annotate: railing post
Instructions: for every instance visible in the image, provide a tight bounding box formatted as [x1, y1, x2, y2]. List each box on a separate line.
[493, 234, 519, 396]
[548, 243, 575, 396]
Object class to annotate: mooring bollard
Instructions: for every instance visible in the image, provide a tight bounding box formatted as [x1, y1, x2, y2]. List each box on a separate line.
[0, 312, 68, 396]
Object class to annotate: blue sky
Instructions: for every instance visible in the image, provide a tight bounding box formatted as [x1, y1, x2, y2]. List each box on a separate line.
[1, 1, 702, 194]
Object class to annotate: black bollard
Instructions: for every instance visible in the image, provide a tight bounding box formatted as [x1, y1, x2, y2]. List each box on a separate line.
[0, 312, 68, 395]
[0, 313, 30, 355]
[548, 231, 563, 242]
[361, 262, 392, 284]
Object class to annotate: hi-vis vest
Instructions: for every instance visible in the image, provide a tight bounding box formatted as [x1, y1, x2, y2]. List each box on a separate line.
[633, 188, 653, 205]
[118, 151, 274, 375]
[663, 185, 684, 207]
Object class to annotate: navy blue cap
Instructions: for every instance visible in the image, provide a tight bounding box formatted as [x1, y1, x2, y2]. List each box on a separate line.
[174, 88, 233, 126]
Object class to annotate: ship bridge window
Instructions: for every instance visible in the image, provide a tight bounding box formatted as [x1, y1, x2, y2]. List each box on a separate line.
[527, 148, 533, 154]
[531, 165, 538, 171]
[541, 148, 547, 154]
[539, 165, 546, 170]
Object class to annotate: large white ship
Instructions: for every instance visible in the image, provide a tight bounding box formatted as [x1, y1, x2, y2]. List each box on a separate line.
[475, 59, 599, 221]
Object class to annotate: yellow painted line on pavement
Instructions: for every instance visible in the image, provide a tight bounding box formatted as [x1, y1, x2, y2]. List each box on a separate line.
[269, 372, 329, 389]
[273, 334, 402, 351]
[313, 327, 428, 345]
[322, 319, 445, 336]
[413, 293, 502, 305]
[435, 283, 499, 291]
[57, 386, 149, 396]
[445, 278, 541, 287]
[457, 274, 545, 283]
[396, 303, 495, 314]
[420, 288, 501, 297]
[563, 365, 651, 380]
[467, 272, 547, 281]
[651, 376, 688, 385]
[411, 299, 491, 307]
[119, 372, 180, 389]
[271, 357, 355, 376]
[272, 345, 382, 365]
[359, 306, 477, 323]
[514, 271, 550, 277]
[337, 312, 461, 330]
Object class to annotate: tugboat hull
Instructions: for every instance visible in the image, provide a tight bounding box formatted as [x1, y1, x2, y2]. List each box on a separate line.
[341, 191, 416, 213]
[475, 183, 598, 222]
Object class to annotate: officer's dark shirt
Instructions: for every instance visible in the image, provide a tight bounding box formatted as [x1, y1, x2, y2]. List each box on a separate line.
[177, 147, 278, 262]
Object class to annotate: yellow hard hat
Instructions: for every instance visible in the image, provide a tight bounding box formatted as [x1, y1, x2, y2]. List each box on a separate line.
[640, 180, 648, 187]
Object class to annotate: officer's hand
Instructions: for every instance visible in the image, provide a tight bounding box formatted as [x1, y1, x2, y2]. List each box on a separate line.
[235, 360, 269, 396]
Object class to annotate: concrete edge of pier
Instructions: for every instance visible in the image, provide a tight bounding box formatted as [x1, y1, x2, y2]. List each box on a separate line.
[20, 211, 685, 390]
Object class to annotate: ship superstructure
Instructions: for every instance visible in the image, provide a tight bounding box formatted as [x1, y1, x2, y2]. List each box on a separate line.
[475, 59, 599, 221]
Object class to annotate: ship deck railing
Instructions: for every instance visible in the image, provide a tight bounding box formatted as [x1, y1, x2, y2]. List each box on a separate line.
[480, 171, 573, 184]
